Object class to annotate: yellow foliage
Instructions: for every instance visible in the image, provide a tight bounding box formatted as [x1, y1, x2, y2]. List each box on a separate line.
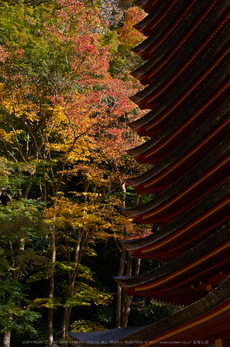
[29, 297, 62, 309]
[64, 282, 112, 308]
[71, 320, 106, 333]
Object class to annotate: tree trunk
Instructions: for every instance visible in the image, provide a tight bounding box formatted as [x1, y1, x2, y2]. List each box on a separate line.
[121, 294, 133, 328]
[133, 192, 140, 207]
[48, 304, 54, 347]
[61, 232, 82, 343]
[3, 240, 25, 347]
[2, 331, 11, 347]
[1, 315, 13, 347]
[115, 243, 126, 328]
[48, 227, 56, 347]
[121, 181, 126, 208]
[121, 257, 141, 327]
[115, 185, 142, 328]
[62, 307, 72, 345]
[121, 251, 133, 327]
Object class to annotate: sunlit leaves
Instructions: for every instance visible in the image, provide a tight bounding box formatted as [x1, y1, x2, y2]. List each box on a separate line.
[71, 319, 106, 333]
[29, 297, 62, 309]
[118, 7, 146, 48]
[0, 0, 149, 338]
[64, 282, 112, 307]
[44, 195, 136, 242]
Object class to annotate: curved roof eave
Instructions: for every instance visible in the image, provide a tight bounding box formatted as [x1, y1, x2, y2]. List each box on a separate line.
[130, 30, 230, 107]
[133, 0, 172, 35]
[128, 59, 230, 136]
[69, 276, 230, 347]
[124, 134, 230, 223]
[134, 0, 161, 13]
[122, 177, 230, 254]
[125, 102, 230, 192]
[132, 0, 211, 59]
[131, 1, 230, 82]
[114, 221, 230, 289]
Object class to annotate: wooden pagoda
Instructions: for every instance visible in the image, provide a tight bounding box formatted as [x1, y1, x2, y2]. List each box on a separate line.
[69, 0, 230, 346]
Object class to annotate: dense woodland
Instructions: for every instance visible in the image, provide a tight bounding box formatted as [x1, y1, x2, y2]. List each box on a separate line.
[0, 1, 176, 346]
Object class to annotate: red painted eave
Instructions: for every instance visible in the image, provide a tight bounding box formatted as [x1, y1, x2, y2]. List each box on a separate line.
[134, 0, 161, 13]
[133, 0, 171, 36]
[115, 224, 230, 306]
[131, 4, 230, 85]
[68, 278, 230, 346]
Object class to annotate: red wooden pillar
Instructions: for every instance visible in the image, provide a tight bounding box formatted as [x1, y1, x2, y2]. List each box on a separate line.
[215, 339, 229, 347]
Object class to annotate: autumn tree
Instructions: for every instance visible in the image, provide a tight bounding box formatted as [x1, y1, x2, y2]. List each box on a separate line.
[0, 0, 147, 345]
[0, 160, 47, 347]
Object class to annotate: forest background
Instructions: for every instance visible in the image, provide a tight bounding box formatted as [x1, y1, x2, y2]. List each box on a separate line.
[0, 1, 176, 346]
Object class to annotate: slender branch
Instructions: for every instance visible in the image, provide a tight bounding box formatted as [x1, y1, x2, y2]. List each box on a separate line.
[0, 139, 18, 162]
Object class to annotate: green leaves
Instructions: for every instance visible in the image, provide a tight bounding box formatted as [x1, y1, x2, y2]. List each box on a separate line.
[0, 197, 47, 338]
[71, 319, 106, 333]
[28, 297, 62, 309]
[0, 199, 44, 242]
[0, 279, 41, 334]
[64, 282, 112, 308]
[0, 0, 149, 341]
